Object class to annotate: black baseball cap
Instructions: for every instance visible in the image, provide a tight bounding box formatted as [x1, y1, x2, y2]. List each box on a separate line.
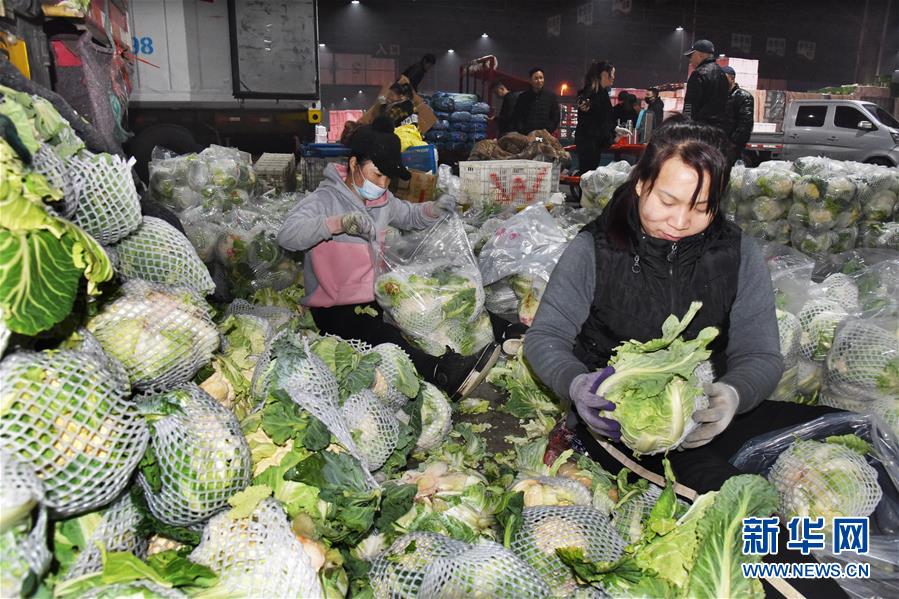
[721, 66, 736, 77]
[347, 116, 411, 181]
[685, 39, 715, 56]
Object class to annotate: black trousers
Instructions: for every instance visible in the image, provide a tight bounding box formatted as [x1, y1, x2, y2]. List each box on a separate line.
[575, 136, 608, 174]
[576, 401, 848, 598]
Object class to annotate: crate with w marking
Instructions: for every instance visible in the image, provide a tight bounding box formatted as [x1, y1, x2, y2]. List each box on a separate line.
[458, 160, 554, 208]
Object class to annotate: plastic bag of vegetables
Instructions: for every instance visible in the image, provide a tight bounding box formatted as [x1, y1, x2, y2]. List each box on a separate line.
[375, 215, 492, 357]
[112, 216, 215, 295]
[579, 161, 631, 210]
[857, 221, 899, 251]
[189, 498, 323, 598]
[741, 165, 796, 202]
[86, 280, 220, 392]
[822, 318, 898, 404]
[136, 384, 252, 526]
[0, 333, 148, 516]
[731, 412, 898, 599]
[0, 451, 51, 598]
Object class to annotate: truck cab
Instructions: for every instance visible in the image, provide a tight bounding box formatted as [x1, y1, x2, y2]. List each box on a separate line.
[747, 99, 899, 167]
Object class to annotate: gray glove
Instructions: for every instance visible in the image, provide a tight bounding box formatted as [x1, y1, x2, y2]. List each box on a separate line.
[340, 212, 374, 240]
[435, 194, 458, 214]
[681, 382, 739, 449]
[568, 366, 621, 441]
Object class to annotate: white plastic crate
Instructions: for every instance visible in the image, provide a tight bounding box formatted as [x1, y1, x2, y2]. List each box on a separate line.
[254, 153, 296, 192]
[459, 160, 554, 208]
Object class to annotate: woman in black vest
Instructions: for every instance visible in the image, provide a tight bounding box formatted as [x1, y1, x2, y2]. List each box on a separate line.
[524, 118, 837, 493]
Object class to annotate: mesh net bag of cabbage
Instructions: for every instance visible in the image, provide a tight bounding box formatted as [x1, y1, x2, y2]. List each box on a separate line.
[368, 343, 421, 411]
[87, 280, 220, 392]
[0, 338, 148, 517]
[510, 505, 626, 597]
[190, 498, 323, 599]
[64, 493, 149, 579]
[419, 538, 553, 599]
[612, 483, 664, 544]
[226, 299, 296, 333]
[798, 298, 849, 362]
[511, 476, 594, 508]
[112, 216, 216, 295]
[80, 580, 188, 599]
[70, 151, 142, 245]
[341, 390, 400, 472]
[768, 437, 883, 521]
[369, 532, 468, 599]
[32, 144, 78, 218]
[136, 384, 251, 527]
[777, 309, 801, 370]
[0, 451, 51, 597]
[825, 319, 898, 400]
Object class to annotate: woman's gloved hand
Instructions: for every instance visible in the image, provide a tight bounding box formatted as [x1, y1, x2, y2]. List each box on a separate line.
[325, 212, 374, 240]
[423, 194, 458, 218]
[568, 366, 621, 441]
[681, 382, 739, 449]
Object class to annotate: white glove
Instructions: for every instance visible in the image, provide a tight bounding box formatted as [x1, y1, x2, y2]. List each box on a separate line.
[681, 382, 739, 449]
[614, 126, 631, 139]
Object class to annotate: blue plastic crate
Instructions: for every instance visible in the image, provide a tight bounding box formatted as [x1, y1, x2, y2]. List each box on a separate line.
[300, 143, 351, 158]
[402, 145, 438, 173]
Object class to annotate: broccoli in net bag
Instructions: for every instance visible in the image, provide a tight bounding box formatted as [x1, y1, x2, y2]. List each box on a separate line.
[0, 451, 51, 598]
[111, 216, 215, 295]
[0, 333, 148, 516]
[375, 214, 493, 357]
[731, 412, 899, 599]
[136, 383, 251, 526]
[86, 280, 220, 392]
[190, 498, 323, 599]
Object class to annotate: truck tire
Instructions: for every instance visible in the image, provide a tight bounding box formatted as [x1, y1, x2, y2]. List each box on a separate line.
[127, 124, 201, 183]
[864, 157, 896, 167]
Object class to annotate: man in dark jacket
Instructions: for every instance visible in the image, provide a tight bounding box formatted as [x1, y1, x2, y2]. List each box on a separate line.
[511, 67, 561, 135]
[683, 39, 729, 129]
[722, 66, 755, 160]
[645, 87, 664, 129]
[492, 81, 519, 137]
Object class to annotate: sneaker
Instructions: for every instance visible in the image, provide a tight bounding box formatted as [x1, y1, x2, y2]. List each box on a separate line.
[451, 342, 502, 400]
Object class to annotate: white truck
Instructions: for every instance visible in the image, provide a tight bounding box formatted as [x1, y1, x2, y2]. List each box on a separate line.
[745, 99, 899, 167]
[126, 0, 321, 178]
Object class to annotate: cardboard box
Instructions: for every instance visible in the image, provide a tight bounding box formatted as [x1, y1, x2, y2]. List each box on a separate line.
[391, 169, 437, 203]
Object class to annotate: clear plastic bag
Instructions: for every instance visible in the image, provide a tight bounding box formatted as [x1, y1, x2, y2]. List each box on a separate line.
[731, 412, 899, 599]
[375, 215, 492, 357]
[579, 162, 631, 210]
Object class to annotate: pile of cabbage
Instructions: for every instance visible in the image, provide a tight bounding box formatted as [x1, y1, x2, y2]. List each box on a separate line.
[726, 157, 899, 256]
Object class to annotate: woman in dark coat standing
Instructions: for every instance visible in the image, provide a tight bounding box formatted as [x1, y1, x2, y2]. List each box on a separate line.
[574, 61, 617, 173]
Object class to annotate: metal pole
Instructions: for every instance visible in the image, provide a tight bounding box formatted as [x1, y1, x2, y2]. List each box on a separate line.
[854, 0, 870, 83]
[875, 0, 892, 78]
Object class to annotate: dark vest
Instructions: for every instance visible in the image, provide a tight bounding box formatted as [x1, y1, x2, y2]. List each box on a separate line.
[574, 200, 742, 378]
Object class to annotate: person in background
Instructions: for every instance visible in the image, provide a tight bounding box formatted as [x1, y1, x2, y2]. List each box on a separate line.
[401, 53, 436, 92]
[511, 67, 561, 135]
[574, 60, 619, 173]
[645, 87, 665, 130]
[683, 39, 729, 129]
[360, 80, 436, 135]
[492, 80, 519, 137]
[277, 117, 499, 398]
[524, 117, 838, 494]
[722, 65, 755, 163]
[612, 91, 639, 127]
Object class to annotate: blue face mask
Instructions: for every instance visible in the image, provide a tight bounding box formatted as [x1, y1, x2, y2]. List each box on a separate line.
[354, 166, 386, 201]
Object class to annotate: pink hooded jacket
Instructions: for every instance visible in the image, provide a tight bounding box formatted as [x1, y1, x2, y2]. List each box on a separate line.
[277, 163, 440, 307]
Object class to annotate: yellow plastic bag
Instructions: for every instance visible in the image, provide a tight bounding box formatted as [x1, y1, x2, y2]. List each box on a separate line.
[394, 124, 427, 152]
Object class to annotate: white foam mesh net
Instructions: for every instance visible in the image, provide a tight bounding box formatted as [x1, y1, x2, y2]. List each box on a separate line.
[612, 483, 664, 544]
[419, 539, 552, 599]
[280, 340, 378, 488]
[798, 299, 848, 362]
[416, 382, 453, 452]
[33, 144, 78, 217]
[226, 299, 295, 332]
[189, 498, 324, 599]
[0, 451, 51, 595]
[777, 309, 801, 370]
[825, 320, 898, 399]
[0, 340, 148, 516]
[65, 494, 148, 579]
[0, 308, 9, 356]
[87, 280, 220, 392]
[70, 152, 142, 245]
[771, 365, 799, 402]
[768, 438, 883, 521]
[510, 505, 626, 597]
[369, 532, 468, 599]
[137, 384, 251, 526]
[113, 216, 215, 295]
[513, 476, 594, 507]
[342, 390, 400, 472]
[368, 343, 416, 410]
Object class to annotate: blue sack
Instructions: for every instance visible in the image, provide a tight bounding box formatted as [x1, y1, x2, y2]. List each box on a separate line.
[425, 130, 449, 142]
[471, 102, 491, 115]
[431, 96, 455, 112]
[470, 113, 489, 124]
[434, 111, 451, 120]
[466, 122, 488, 133]
[469, 132, 487, 143]
[449, 131, 468, 142]
[430, 119, 449, 131]
[454, 99, 474, 113]
[449, 121, 468, 132]
[449, 111, 472, 123]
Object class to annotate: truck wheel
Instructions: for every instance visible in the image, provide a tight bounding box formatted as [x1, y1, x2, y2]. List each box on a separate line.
[864, 157, 895, 167]
[127, 124, 201, 183]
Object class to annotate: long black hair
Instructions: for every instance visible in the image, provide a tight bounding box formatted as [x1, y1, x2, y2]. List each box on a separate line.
[581, 60, 614, 94]
[605, 117, 732, 248]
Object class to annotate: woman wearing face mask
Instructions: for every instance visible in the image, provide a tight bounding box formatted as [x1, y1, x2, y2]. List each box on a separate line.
[277, 117, 499, 398]
[524, 118, 838, 494]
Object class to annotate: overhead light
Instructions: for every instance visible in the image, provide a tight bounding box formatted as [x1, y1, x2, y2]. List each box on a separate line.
[357, 89, 363, 93]
[342, 97, 348, 101]
[351, 0, 360, 4]
[319, 43, 325, 47]
[675, 26, 684, 31]
[481, 33, 489, 38]
[448, 49, 455, 54]
[719, 54, 726, 57]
